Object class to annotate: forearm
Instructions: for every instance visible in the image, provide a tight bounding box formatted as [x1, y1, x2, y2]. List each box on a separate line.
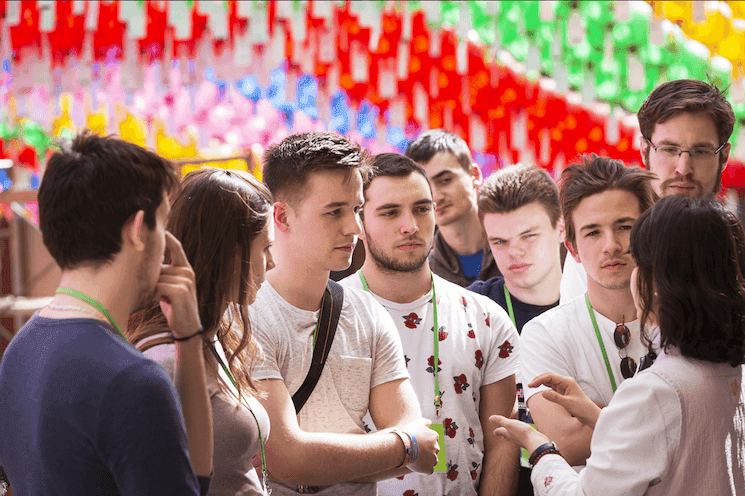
[479, 438, 520, 496]
[174, 338, 213, 477]
[528, 393, 593, 466]
[266, 429, 406, 485]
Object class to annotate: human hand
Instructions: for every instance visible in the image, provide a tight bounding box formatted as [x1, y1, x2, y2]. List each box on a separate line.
[156, 231, 202, 340]
[403, 418, 440, 474]
[529, 373, 602, 428]
[489, 415, 549, 455]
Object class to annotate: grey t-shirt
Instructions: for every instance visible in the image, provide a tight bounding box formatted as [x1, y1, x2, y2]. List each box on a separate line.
[146, 343, 271, 496]
[250, 280, 409, 495]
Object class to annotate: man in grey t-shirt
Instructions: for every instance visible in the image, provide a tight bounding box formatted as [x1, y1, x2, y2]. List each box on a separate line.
[251, 133, 439, 495]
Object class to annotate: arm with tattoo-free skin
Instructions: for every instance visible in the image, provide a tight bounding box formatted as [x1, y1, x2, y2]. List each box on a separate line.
[157, 232, 212, 477]
[478, 375, 520, 496]
[257, 377, 439, 486]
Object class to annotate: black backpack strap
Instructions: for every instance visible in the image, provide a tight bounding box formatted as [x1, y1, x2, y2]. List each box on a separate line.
[292, 280, 344, 414]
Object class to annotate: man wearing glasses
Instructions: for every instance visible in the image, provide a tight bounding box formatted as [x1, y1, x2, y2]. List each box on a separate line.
[560, 79, 736, 303]
[520, 155, 657, 469]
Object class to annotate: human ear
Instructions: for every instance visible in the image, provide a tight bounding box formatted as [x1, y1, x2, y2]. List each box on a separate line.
[273, 201, 291, 234]
[471, 163, 483, 188]
[564, 239, 580, 263]
[721, 143, 731, 171]
[123, 210, 147, 251]
[639, 136, 650, 169]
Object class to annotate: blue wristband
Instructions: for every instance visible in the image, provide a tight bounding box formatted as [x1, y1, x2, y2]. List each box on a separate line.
[409, 434, 419, 465]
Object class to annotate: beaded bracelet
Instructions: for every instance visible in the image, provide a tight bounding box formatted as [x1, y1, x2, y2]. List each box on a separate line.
[528, 442, 563, 468]
[171, 326, 205, 342]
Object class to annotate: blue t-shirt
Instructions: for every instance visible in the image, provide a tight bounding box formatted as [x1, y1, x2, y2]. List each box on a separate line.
[455, 251, 483, 283]
[0, 316, 207, 495]
[467, 277, 558, 333]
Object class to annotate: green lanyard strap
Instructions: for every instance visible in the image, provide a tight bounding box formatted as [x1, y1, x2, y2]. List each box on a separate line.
[55, 288, 128, 342]
[208, 345, 269, 494]
[503, 284, 517, 329]
[359, 269, 442, 417]
[585, 293, 618, 393]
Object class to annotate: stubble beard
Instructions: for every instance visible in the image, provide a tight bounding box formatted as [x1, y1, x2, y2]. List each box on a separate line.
[365, 235, 434, 274]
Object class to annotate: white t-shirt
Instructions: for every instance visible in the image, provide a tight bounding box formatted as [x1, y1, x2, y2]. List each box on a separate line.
[341, 271, 520, 496]
[249, 280, 409, 495]
[559, 255, 587, 305]
[522, 294, 649, 408]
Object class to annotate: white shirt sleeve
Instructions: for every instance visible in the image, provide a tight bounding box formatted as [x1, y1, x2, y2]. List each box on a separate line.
[530, 372, 681, 495]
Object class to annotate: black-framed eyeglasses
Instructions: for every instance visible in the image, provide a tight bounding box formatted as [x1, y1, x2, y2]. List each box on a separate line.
[645, 137, 727, 164]
[614, 320, 657, 379]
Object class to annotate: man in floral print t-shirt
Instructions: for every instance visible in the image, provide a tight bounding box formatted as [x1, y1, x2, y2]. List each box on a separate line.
[340, 153, 520, 495]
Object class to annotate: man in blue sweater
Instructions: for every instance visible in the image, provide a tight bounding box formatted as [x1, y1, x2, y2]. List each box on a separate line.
[0, 132, 212, 495]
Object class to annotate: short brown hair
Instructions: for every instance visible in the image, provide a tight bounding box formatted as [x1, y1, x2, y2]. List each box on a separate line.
[263, 132, 371, 208]
[560, 154, 657, 247]
[638, 79, 735, 191]
[478, 163, 560, 228]
[405, 129, 472, 172]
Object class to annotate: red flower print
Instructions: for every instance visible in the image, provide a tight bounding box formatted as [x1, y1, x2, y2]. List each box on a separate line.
[467, 427, 475, 446]
[397, 476, 406, 481]
[471, 469, 478, 480]
[444, 417, 458, 438]
[438, 328, 448, 341]
[469, 427, 475, 438]
[484, 313, 491, 327]
[403, 312, 421, 329]
[545, 476, 553, 487]
[403, 490, 416, 495]
[426, 356, 442, 374]
[446, 461, 459, 481]
[475, 350, 483, 369]
[467, 329, 476, 339]
[498, 340, 514, 359]
[453, 374, 470, 394]
[460, 296, 468, 308]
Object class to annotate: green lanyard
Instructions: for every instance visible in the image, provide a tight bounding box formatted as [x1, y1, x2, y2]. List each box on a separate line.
[55, 288, 128, 342]
[208, 345, 269, 494]
[503, 284, 517, 329]
[585, 293, 618, 393]
[359, 269, 442, 417]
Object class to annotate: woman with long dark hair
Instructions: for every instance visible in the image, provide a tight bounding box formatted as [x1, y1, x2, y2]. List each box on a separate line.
[491, 195, 745, 495]
[129, 168, 275, 495]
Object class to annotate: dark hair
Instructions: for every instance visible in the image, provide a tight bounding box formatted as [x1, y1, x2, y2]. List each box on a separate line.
[560, 154, 658, 247]
[638, 79, 735, 191]
[630, 195, 745, 366]
[478, 163, 561, 228]
[262, 132, 371, 208]
[364, 153, 430, 193]
[404, 129, 472, 172]
[39, 131, 177, 270]
[129, 168, 273, 396]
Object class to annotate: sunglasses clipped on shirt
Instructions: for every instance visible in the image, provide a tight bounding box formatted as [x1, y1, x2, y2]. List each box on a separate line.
[614, 321, 657, 379]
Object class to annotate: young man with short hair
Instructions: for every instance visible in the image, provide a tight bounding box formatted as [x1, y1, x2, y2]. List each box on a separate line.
[467, 163, 563, 495]
[341, 153, 520, 496]
[468, 164, 563, 333]
[250, 133, 439, 496]
[521, 155, 657, 467]
[406, 129, 500, 287]
[561, 79, 736, 303]
[0, 132, 212, 494]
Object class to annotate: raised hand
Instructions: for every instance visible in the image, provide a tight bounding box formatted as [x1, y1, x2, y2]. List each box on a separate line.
[156, 231, 202, 339]
[528, 373, 602, 429]
[489, 415, 550, 455]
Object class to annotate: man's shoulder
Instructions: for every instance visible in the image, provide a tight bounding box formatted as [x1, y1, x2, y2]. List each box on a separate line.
[466, 276, 504, 297]
[522, 293, 587, 335]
